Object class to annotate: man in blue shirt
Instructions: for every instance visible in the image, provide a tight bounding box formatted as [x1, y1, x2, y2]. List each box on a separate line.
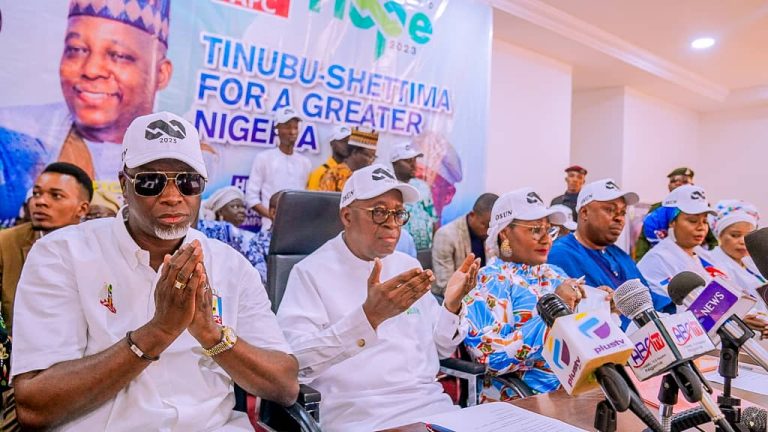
[549, 179, 675, 328]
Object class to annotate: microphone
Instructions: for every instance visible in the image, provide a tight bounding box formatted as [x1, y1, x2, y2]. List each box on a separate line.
[668, 272, 768, 373]
[613, 279, 732, 432]
[741, 406, 767, 432]
[538, 294, 663, 432]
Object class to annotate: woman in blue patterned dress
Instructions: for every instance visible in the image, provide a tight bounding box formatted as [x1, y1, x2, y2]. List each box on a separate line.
[463, 188, 587, 402]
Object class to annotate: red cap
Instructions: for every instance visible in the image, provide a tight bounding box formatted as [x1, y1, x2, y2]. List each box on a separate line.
[565, 165, 587, 175]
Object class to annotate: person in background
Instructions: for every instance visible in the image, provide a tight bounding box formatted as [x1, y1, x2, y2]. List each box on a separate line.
[0, 0, 175, 222]
[13, 189, 34, 227]
[700, 200, 768, 338]
[85, 189, 120, 221]
[548, 179, 675, 328]
[11, 112, 298, 430]
[635, 167, 717, 260]
[0, 162, 92, 335]
[463, 188, 585, 401]
[277, 164, 479, 431]
[550, 165, 587, 220]
[306, 125, 350, 190]
[391, 141, 438, 250]
[201, 186, 246, 227]
[251, 191, 284, 285]
[551, 204, 577, 237]
[318, 128, 378, 192]
[245, 107, 311, 230]
[637, 185, 723, 301]
[432, 193, 498, 296]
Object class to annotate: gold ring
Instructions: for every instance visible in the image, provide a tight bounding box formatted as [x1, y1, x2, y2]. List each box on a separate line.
[173, 280, 186, 290]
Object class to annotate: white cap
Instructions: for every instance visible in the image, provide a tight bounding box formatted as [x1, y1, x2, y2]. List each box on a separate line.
[486, 188, 568, 251]
[390, 141, 423, 163]
[340, 164, 419, 208]
[274, 106, 302, 125]
[662, 185, 715, 216]
[576, 178, 639, 211]
[328, 125, 352, 142]
[122, 112, 207, 177]
[551, 204, 577, 231]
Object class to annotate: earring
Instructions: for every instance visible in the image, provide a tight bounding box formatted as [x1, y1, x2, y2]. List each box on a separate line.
[500, 239, 513, 258]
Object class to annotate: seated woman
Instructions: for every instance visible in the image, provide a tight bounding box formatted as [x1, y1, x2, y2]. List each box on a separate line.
[463, 188, 586, 402]
[200, 185, 247, 226]
[638, 185, 725, 302]
[701, 200, 768, 338]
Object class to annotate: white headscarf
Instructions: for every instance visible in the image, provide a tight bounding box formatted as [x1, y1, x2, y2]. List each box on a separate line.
[200, 186, 245, 221]
[708, 199, 760, 238]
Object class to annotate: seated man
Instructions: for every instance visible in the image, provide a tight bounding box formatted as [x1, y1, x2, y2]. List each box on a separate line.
[431, 193, 498, 296]
[12, 112, 299, 430]
[1, 162, 92, 335]
[548, 179, 676, 329]
[277, 164, 479, 431]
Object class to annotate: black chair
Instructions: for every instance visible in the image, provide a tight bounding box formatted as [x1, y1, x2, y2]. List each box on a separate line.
[416, 248, 433, 270]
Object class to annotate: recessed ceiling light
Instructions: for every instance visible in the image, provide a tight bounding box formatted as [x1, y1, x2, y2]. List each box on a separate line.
[691, 37, 715, 50]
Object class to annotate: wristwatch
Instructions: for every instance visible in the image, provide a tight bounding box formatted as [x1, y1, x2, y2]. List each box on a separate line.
[203, 326, 238, 357]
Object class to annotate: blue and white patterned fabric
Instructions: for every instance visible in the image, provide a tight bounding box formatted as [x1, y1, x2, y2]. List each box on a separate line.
[196, 220, 267, 284]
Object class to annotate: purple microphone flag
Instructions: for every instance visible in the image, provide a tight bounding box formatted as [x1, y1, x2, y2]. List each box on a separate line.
[687, 280, 738, 331]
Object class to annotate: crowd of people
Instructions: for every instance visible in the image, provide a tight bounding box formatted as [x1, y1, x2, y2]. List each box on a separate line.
[1, 107, 767, 430]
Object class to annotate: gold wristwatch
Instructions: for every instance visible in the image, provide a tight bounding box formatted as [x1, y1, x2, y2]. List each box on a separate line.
[203, 326, 237, 357]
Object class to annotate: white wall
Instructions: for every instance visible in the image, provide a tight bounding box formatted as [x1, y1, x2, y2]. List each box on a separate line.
[571, 87, 626, 183]
[698, 105, 768, 217]
[622, 89, 700, 204]
[486, 39, 573, 202]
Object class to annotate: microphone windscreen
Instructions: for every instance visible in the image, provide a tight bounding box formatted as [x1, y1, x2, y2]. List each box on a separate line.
[536, 293, 571, 327]
[741, 406, 767, 432]
[746, 227, 768, 279]
[668, 272, 706, 306]
[613, 278, 652, 319]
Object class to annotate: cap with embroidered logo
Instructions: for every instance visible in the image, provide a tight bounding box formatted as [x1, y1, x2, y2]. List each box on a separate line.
[274, 106, 302, 125]
[662, 185, 715, 215]
[328, 125, 352, 143]
[339, 164, 419, 208]
[576, 178, 639, 211]
[122, 111, 207, 177]
[390, 141, 423, 163]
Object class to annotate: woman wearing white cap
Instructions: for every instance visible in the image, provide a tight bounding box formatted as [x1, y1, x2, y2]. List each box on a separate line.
[463, 188, 586, 401]
[637, 185, 726, 301]
[700, 200, 768, 337]
[200, 186, 247, 227]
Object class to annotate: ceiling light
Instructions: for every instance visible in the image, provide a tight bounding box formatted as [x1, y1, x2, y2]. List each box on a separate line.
[691, 37, 715, 50]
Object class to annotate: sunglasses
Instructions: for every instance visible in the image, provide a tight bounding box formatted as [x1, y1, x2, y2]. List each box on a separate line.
[123, 171, 206, 197]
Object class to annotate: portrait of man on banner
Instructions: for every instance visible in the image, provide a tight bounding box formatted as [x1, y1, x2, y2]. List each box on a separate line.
[0, 0, 173, 225]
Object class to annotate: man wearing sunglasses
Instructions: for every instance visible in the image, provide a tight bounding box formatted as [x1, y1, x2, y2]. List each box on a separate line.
[11, 112, 299, 431]
[548, 178, 677, 329]
[277, 164, 480, 431]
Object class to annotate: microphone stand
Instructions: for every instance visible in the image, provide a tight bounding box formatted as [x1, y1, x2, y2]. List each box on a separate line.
[658, 374, 679, 432]
[716, 325, 752, 432]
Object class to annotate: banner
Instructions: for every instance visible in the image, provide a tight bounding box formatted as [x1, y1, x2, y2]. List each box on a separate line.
[0, 0, 491, 230]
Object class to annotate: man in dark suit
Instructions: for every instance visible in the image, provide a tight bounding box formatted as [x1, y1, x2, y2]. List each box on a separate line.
[551, 165, 587, 220]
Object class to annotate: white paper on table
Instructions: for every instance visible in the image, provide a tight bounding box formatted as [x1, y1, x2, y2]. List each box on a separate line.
[705, 366, 768, 396]
[576, 285, 611, 316]
[419, 402, 587, 432]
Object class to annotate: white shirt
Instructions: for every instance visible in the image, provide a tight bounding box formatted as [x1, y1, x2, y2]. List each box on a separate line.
[637, 237, 713, 299]
[699, 247, 768, 315]
[276, 234, 464, 432]
[244, 147, 311, 229]
[12, 214, 292, 431]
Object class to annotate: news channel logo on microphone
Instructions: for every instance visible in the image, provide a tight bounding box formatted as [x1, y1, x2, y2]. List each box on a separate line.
[543, 312, 633, 395]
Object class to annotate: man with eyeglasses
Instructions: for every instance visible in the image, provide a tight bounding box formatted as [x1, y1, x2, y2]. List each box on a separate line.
[11, 112, 299, 430]
[548, 178, 677, 329]
[277, 164, 480, 431]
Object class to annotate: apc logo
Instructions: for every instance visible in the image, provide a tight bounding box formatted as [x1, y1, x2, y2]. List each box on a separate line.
[310, 0, 434, 60]
[577, 314, 612, 340]
[548, 338, 571, 370]
[145, 119, 186, 141]
[630, 332, 666, 367]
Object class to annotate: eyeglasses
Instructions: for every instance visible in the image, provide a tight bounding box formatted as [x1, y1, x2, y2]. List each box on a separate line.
[349, 206, 411, 226]
[122, 171, 206, 197]
[510, 222, 560, 241]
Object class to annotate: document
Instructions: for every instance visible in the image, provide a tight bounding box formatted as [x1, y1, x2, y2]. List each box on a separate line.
[705, 366, 768, 396]
[419, 402, 587, 432]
